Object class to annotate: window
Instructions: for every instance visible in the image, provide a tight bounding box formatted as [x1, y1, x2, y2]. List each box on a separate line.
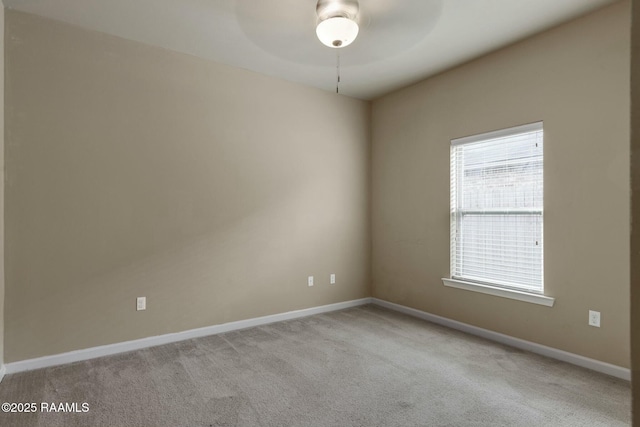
[447, 122, 545, 298]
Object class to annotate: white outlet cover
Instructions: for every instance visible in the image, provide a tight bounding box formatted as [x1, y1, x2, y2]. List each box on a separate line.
[330, 274, 336, 284]
[588, 310, 600, 327]
[308, 276, 314, 287]
[137, 297, 146, 311]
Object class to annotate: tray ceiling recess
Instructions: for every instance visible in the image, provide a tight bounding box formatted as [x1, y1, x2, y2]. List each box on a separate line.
[3, 0, 618, 99]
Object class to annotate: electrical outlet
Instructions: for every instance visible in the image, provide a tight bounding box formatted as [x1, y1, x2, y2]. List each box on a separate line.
[137, 297, 146, 311]
[308, 276, 314, 287]
[588, 310, 600, 327]
[330, 274, 336, 284]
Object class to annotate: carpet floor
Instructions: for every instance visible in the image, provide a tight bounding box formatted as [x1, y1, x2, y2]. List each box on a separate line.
[0, 304, 631, 426]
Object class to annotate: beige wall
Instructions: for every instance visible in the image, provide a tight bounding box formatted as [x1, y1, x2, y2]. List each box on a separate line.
[630, 0, 639, 420]
[0, 3, 5, 369]
[372, 1, 631, 367]
[4, 11, 371, 362]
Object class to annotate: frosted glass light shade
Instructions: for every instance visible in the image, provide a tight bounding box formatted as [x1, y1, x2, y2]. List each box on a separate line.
[316, 17, 359, 48]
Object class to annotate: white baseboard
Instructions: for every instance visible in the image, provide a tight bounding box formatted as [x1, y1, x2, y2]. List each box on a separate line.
[5, 297, 629, 381]
[5, 298, 373, 375]
[371, 298, 630, 381]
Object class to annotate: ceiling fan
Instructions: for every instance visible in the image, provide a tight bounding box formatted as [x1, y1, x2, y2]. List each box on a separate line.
[235, 0, 440, 64]
[314, 0, 362, 92]
[315, 0, 360, 49]
[233, 0, 442, 94]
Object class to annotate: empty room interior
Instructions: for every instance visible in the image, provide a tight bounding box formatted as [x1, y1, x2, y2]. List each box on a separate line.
[0, 0, 637, 426]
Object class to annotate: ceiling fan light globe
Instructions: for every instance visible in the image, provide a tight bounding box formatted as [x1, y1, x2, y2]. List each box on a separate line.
[316, 17, 359, 48]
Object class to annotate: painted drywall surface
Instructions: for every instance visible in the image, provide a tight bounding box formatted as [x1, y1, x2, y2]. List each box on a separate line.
[372, 1, 631, 367]
[4, 11, 371, 362]
[0, 4, 5, 368]
[630, 0, 640, 419]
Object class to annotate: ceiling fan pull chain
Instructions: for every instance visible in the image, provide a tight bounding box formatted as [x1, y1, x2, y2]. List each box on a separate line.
[336, 51, 341, 94]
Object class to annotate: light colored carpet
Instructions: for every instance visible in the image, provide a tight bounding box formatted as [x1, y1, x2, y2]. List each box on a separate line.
[0, 304, 630, 426]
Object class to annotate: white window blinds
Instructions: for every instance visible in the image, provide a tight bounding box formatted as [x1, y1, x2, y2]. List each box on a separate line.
[450, 122, 543, 293]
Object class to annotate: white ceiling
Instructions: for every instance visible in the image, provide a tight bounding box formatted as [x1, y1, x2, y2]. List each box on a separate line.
[4, 0, 618, 100]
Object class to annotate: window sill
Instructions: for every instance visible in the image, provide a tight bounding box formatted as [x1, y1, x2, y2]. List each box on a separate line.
[441, 278, 555, 307]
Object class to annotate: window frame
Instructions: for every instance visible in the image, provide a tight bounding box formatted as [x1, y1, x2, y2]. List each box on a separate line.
[442, 122, 554, 307]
